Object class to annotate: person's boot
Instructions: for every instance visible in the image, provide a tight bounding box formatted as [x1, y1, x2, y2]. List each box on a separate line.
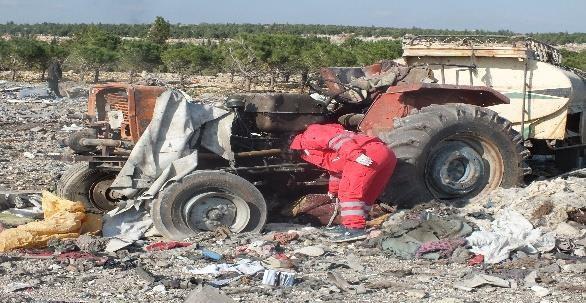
[323, 225, 346, 235]
[331, 227, 367, 243]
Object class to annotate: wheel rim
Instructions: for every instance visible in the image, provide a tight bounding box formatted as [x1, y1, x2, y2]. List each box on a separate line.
[89, 177, 117, 211]
[426, 135, 504, 201]
[182, 192, 250, 233]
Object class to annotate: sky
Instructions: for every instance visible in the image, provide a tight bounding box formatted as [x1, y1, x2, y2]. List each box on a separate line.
[0, 0, 584, 33]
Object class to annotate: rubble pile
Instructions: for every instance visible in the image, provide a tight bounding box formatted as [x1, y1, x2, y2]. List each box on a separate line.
[0, 81, 88, 191]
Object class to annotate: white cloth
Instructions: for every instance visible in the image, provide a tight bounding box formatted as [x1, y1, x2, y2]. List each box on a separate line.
[466, 209, 556, 263]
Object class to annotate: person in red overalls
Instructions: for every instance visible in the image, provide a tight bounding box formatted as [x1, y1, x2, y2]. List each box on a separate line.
[290, 123, 397, 242]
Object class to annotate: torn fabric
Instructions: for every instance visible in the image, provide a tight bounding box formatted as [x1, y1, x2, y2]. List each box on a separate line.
[102, 202, 153, 252]
[466, 209, 556, 264]
[0, 192, 88, 252]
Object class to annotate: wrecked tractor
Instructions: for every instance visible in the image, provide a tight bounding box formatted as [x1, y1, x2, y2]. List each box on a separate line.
[57, 64, 526, 239]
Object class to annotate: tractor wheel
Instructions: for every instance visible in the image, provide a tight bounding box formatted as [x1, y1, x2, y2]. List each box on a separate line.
[378, 103, 531, 207]
[150, 170, 267, 240]
[56, 162, 119, 212]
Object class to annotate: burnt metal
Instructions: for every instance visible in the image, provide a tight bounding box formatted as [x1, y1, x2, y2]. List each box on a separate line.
[360, 83, 510, 135]
[80, 138, 133, 149]
[231, 93, 330, 133]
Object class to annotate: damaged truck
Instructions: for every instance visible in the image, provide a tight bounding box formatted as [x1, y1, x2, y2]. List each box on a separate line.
[56, 36, 586, 240]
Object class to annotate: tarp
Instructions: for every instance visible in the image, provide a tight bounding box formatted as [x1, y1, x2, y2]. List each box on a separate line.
[0, 192, 99, 252]
[110, 89, 234, 200]
[104, 89, 234, 249]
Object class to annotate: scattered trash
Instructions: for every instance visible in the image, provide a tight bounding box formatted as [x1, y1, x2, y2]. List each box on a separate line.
[405, 289, 428, 299]
[16, 87, 50, 99]
[294, 245, 325, 257]
[262, 269, 295, 287]
[145, 241, 192, 252]
[4, 281, 38, 292]
[327, 271, 367, 294]
[554, 222, 583, 238]
[467, 254, 484, 266]
[380, 216, 472, 260]
[61, 124, 84, 132]
[152, 284, 167, 293]
[454, 273, 510, 291]
[0, 192, 88, 252]
[102, 203, 153, 252]
[466, 209, 556, 263]
[270, 231, 300, 245]
[186, 259, 264, 276]
[202, 248, 223, 261]
[530, 285, 551, 297]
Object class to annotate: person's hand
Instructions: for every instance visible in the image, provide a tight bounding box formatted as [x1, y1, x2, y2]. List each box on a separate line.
[327, 192, 337, 200]
[355, 154, 373, 167]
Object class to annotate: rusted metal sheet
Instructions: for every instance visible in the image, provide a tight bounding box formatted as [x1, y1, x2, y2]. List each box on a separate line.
[87, 83, 166, 142]
[360, 83, 510, 136]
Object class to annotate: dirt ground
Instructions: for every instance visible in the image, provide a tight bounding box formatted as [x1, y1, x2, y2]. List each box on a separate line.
[0, 79, 585, 303]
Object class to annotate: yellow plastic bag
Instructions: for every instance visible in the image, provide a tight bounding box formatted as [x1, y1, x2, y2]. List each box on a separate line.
[0, 191, 89, 252]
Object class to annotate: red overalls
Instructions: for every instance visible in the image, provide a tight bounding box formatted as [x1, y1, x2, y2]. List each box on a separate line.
[290, 124, 397, 229]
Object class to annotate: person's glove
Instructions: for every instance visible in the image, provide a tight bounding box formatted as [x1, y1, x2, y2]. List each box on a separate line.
[355, 153, 373, 167]
[327, 192, 337, 200]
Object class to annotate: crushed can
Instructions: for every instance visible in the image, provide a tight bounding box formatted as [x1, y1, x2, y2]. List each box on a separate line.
[262, 269, 295, 287]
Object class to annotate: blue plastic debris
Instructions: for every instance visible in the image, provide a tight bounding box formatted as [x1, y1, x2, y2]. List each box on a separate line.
[201, 248, 223, 261]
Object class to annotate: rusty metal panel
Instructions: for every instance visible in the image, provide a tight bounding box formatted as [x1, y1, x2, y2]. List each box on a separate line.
[359, 92, 412, 136]
[132, 86, 167, 139]
[87, 83, 166, 143]
[359, 83, 510, 136]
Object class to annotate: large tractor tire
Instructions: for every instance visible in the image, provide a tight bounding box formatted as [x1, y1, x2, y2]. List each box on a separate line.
[56, 162, 119, 212]
[150, 170, 267, 240]
[378, 103, 530, 207]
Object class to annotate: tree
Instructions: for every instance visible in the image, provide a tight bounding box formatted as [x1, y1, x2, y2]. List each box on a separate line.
[161, 44, 213, 85]
[348, 39, 402, 65]
[6, 38, 48, 80]
[119, 40, 162, 82]
[221, 36, 266, 91]
[67, 27, 120, 82]
[147, 16, 171, 44]
[561, 49, 586, 71]
[0, 40, 10, 72]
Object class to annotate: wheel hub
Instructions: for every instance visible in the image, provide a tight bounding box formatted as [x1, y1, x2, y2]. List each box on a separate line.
[183, 192, 250, 232]
[89, 178, 117, 211]
[428, 142, 485, 197]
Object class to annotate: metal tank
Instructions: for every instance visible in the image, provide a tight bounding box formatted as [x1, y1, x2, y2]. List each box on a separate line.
[402, 35, 586, 142]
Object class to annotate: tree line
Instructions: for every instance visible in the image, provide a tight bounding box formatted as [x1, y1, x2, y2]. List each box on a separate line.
[0, 18, 403, 89]
[1, 21, 585, 45]
[0, 17, 584, 89]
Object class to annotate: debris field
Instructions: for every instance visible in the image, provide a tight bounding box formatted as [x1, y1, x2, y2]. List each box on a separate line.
[0, 81, 585, 303]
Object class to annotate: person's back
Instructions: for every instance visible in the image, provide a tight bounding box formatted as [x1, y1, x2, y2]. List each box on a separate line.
[47, 61, 62, 81]
[47, 60, 62, 97]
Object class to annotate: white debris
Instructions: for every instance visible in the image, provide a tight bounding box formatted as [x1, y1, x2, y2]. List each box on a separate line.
[294, 245, 325, 257]
[466, 209, 555, 263]
[530, 285, 550, 297]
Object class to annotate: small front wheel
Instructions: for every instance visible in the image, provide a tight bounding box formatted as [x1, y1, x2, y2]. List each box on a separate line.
[150, 170, 267, 240]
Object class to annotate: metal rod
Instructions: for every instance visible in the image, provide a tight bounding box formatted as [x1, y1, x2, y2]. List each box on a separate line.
[520, 61, 529, 140]
[235, 149, 281, 158]
[80, 138, 123, 147]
